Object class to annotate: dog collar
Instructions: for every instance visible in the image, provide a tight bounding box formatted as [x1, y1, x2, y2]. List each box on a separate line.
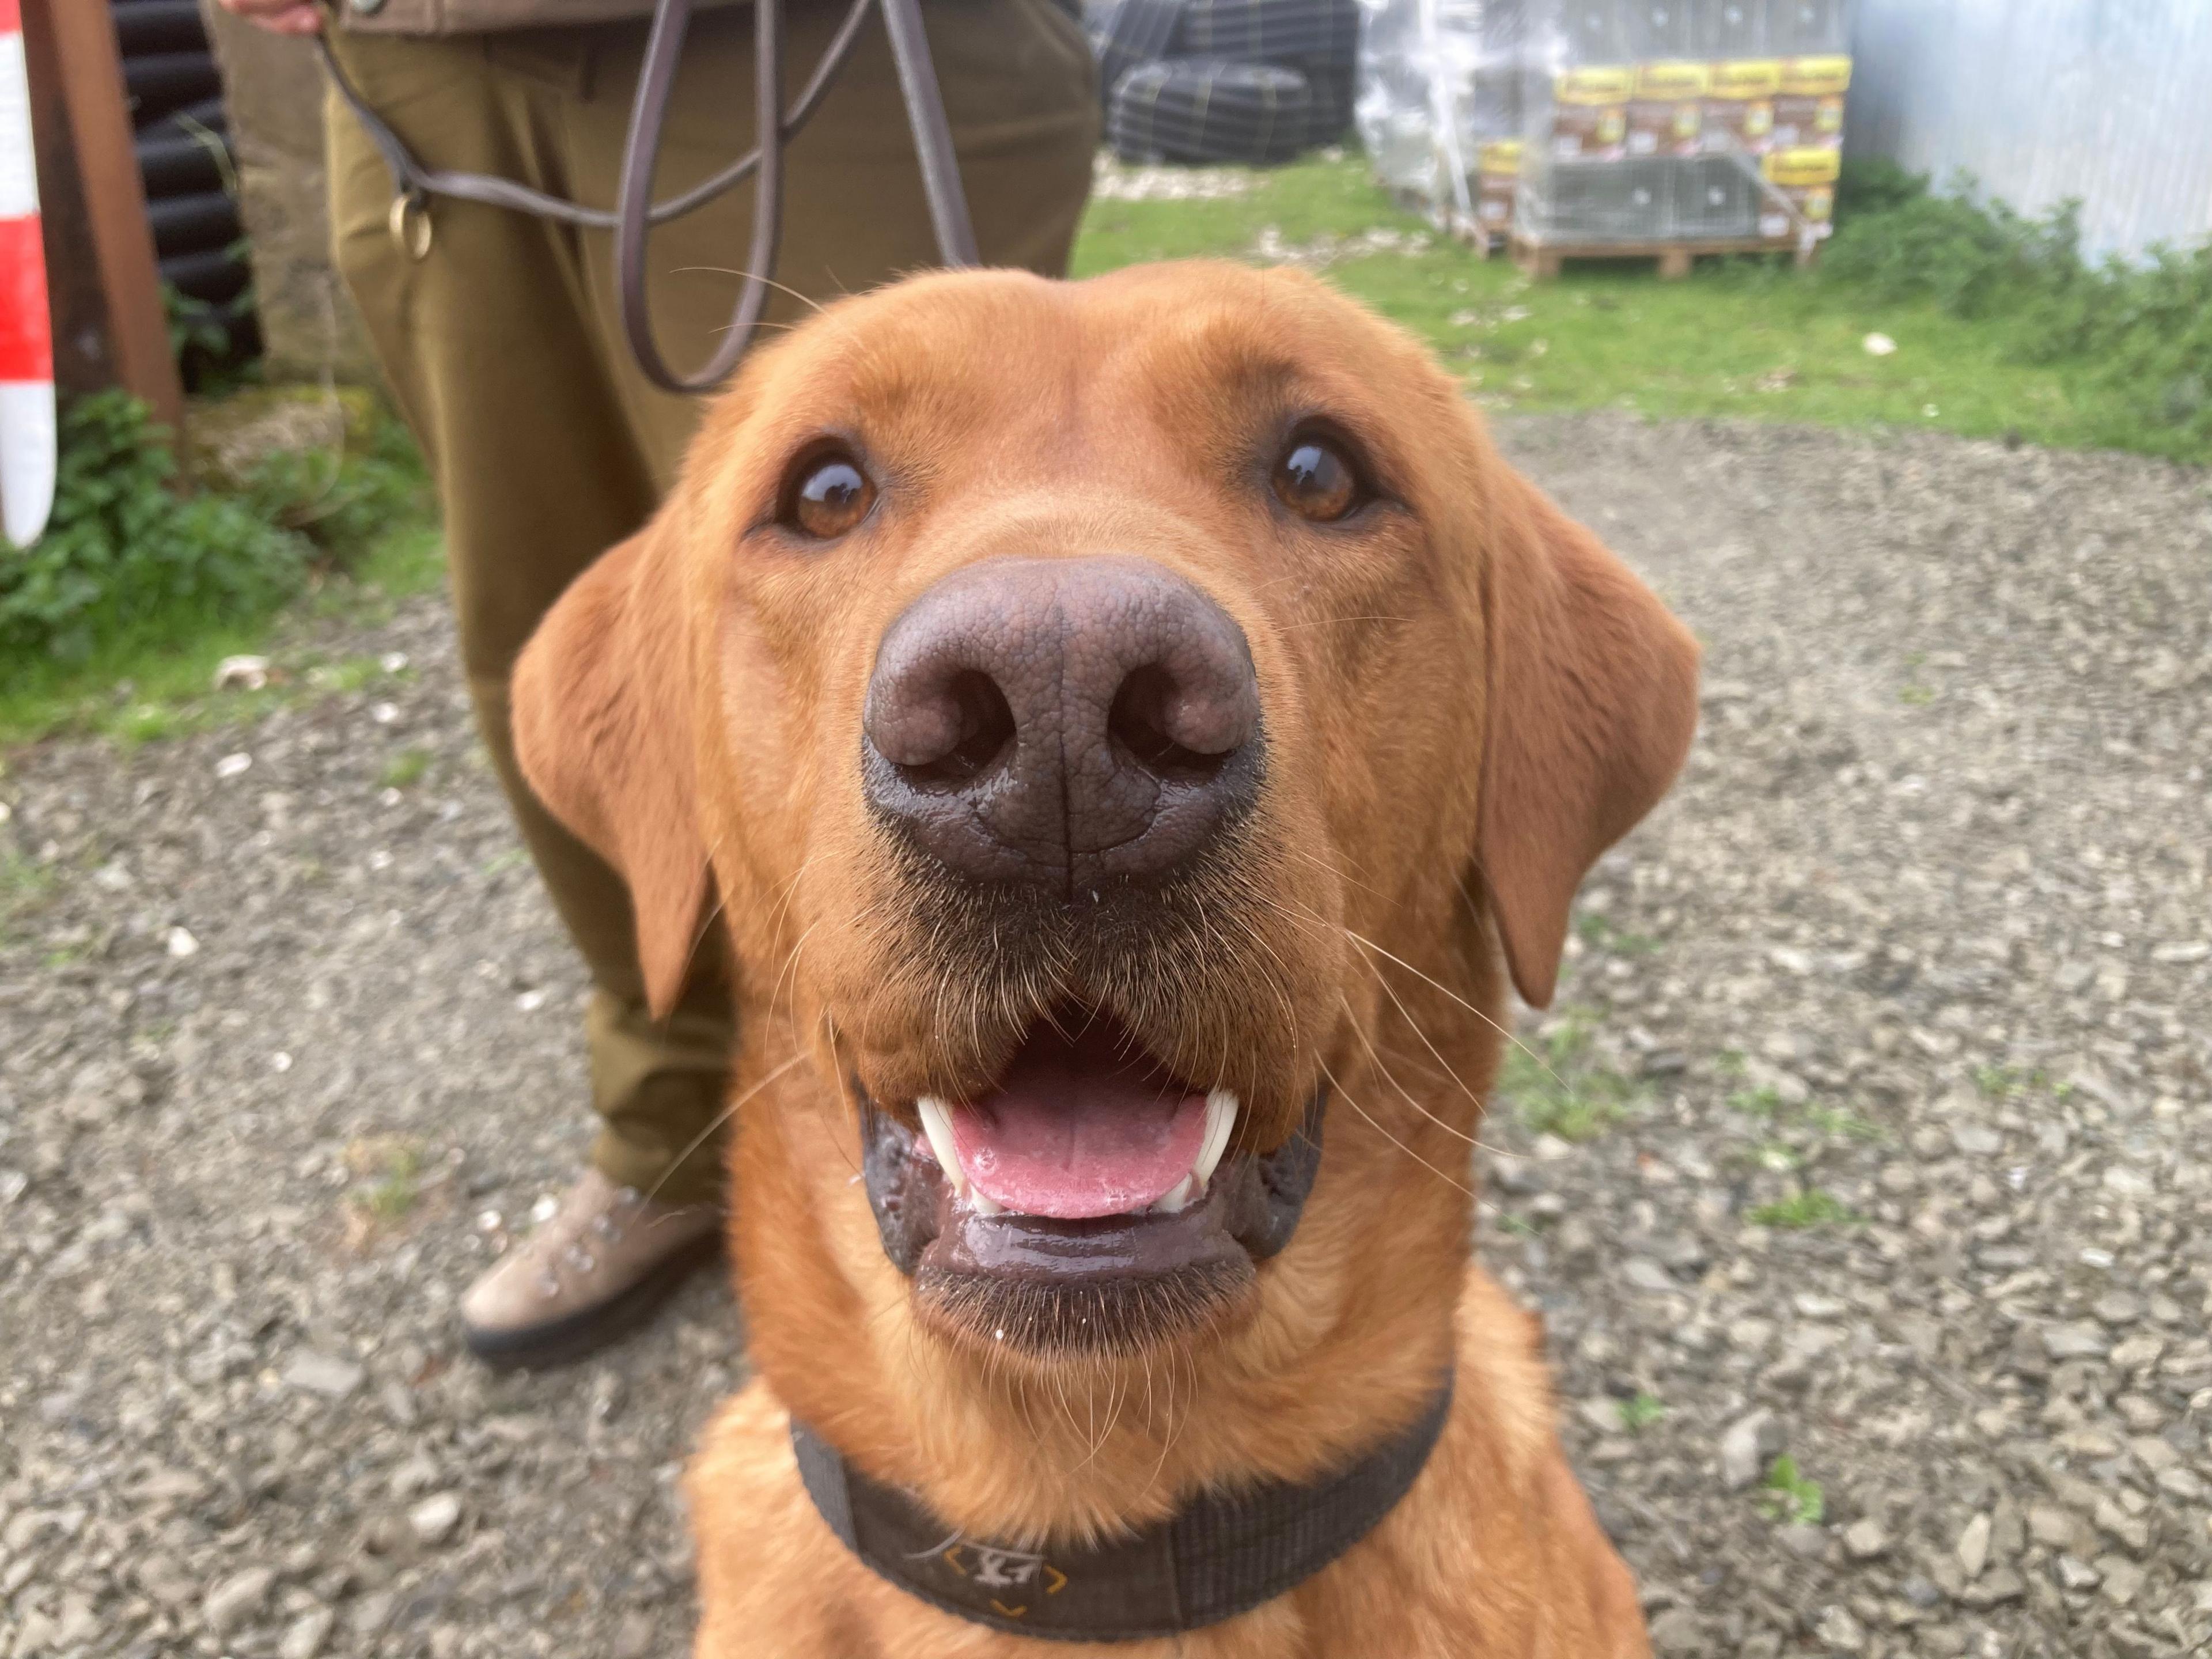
[790, 1372, 1453, 1643]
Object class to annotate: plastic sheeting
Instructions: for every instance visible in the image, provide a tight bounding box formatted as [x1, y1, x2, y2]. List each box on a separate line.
[1850, 0, 2212, 263]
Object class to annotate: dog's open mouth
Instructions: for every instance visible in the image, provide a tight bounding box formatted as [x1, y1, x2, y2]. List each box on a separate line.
[857, 1013, 1323, 1354]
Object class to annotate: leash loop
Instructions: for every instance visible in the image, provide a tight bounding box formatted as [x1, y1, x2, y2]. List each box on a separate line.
[317, 0, 978, 391]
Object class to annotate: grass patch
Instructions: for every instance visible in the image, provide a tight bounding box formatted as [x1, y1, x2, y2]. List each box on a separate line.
[1574, 912, 1660, 955]
[1760, 1455, 1825, 1526]
[378, 748, 432, 790]
[346, 1136, 425, 1225]
[1495, 1009, 1643, 1142]
[0, 843, 54, 942]
[1748, 1187, 1856, 1230]
[1729, 1084, 1883, 1146]
[1073, 153, 2206, 459]
[1619, 1391, 1666, 1433]
[0, 393, 439, 751]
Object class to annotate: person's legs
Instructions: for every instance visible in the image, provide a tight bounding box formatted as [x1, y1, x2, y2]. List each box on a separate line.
[323, 1, 1095, 1363]
[328, 26, 738, 1222]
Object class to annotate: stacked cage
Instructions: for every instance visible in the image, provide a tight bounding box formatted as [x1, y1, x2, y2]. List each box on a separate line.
[1090, 0, 1362, 165]
[1357, 0, 1850, 252]
[1515, 0, 1851, 245]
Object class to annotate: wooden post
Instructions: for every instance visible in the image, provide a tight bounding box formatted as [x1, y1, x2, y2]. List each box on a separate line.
[20, 0, 182, 434]
[1657, 248, 1693, 279]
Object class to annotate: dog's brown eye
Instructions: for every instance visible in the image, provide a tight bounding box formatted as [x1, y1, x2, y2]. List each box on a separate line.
[785, 452, 875, 539]
[1272, 436, 1362, 523]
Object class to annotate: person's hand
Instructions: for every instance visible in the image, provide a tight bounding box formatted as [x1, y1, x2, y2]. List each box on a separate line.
[215, 0, 322, 36]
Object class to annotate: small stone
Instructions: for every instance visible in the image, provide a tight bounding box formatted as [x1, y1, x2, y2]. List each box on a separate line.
[204, 1565, 276, 1636]
[1647, 1607, 1704, 1655]
[1719, 1410, 1784, 1490]
[215, 752, 254, 779]
[1862, 332, 1898, 356]
[2098, 1555, 2145, 1605]
[1950, 1123, 2001, 1156]
[2027, 1505, 2078, 1550]
[1813, 1604, 1866, 1652]
[1843, 1517, 1890, 1560]
[611, 1612, 658, 1659]
[408, 1491, 463, 1547]
[1957, 1512, 1991, 1579]
[279, 1606, 335, 1659]
[2054, 1554, 2101, 1590]
[1958, 1566, 2025, 1608]
[1779, 1523, 1829, 1559]
[213, 656, 271, 692]
[1622, 1257, 1677, 1293]
[284, 1351, 365, 1399]
[2094, 1498, 2152, 1556]
[2040, 1322, 2109, 1360]
[165, 926, 200, 959]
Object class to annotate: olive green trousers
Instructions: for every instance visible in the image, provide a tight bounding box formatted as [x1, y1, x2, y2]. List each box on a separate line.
[325, 2, 1097, 1202]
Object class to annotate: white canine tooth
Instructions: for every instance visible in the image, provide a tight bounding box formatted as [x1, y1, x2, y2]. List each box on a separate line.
[1151, 1174, 1197, 1214]
[1193, 1090, 1238, 1190]
[968, 1188, 1004, 1216]
[915, 1097, 967, 1196]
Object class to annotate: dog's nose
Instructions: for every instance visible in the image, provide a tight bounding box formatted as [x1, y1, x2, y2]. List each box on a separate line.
[863, 556, 1262, 892]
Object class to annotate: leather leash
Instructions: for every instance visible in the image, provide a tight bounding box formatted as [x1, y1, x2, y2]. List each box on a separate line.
[789, 1372, 1455, 1642]
[315, 0, 980, 392]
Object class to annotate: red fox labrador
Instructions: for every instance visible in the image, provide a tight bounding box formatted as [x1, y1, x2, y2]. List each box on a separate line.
[513, 261, 1697, 1657]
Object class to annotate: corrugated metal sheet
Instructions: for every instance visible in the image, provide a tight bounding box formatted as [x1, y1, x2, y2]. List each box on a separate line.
[1850, 0, 2212, 262]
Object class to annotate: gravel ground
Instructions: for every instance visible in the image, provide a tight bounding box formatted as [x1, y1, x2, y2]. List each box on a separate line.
[2, 414, 2209, 1659]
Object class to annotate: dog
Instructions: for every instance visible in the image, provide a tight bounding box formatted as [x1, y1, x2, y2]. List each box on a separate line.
[512, 260, 1698, 1657]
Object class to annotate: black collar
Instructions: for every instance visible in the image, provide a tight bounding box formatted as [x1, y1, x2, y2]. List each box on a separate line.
[790, 1374, 1453, 1643]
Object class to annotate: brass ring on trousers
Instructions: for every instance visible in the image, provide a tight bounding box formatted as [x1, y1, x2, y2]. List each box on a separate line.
[388, 191, 433, 262]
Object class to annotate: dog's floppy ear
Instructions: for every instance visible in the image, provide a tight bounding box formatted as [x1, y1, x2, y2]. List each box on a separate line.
[512, 517, 708, 1020]
[1476, 474, 1700, 1009]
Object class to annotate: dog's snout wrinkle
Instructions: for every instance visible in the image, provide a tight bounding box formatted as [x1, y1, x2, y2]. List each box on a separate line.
[862, 556, 1261, 896]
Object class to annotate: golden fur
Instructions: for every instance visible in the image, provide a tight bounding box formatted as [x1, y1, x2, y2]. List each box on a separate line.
[512, 262, 1698, 1658]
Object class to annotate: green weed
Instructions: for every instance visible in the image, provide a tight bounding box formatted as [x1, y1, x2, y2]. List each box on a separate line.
[1760, 1455, 1825, 1525]
[378, 749, 431, 790]
[347, 1137, 425, 1224]
[1575, 912, 1661, 955]
[1748, 1188, 1856, 1230]
[1496, 1010, 1643, 1142]
[0, 396, 437, 749]
[1619, 1391, 1666, 1433]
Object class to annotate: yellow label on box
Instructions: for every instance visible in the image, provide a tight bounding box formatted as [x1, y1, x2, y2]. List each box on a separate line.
[1709, 59, 1783, 98]
[1556, 66, 1635, 104]
[1763, 146, 1843, 186]
[1478, 140, 1523, 178]
[1634, 60, 1711, 99]
[1780, 55, 1853, 96]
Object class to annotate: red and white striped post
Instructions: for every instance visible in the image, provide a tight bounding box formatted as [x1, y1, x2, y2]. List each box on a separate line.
[0, 0, 55, 548]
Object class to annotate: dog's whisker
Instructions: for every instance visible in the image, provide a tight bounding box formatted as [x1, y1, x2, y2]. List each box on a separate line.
[1318, 1055, 1478, 1202]
[673, 266, 829, 316]
[1342, 926, 1574, 1099]
[1340, 995, 1510, 1160]
[639, 1054, 805, 1206]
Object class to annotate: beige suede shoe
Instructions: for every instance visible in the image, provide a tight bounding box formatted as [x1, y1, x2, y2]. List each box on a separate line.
[460, 1169, 722, 1370]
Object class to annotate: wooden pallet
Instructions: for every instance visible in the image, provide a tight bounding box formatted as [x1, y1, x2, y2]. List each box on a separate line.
[1510, 232, 1818, 281]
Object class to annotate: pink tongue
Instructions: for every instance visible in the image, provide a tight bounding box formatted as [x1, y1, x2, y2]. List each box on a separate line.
[948, 1022, 1206, 1220]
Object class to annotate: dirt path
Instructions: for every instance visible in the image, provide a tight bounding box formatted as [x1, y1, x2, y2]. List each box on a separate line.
[2, 415, 2207, 1659]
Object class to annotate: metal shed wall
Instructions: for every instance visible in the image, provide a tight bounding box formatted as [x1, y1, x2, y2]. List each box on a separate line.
[1849, 0, 2212, 262]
